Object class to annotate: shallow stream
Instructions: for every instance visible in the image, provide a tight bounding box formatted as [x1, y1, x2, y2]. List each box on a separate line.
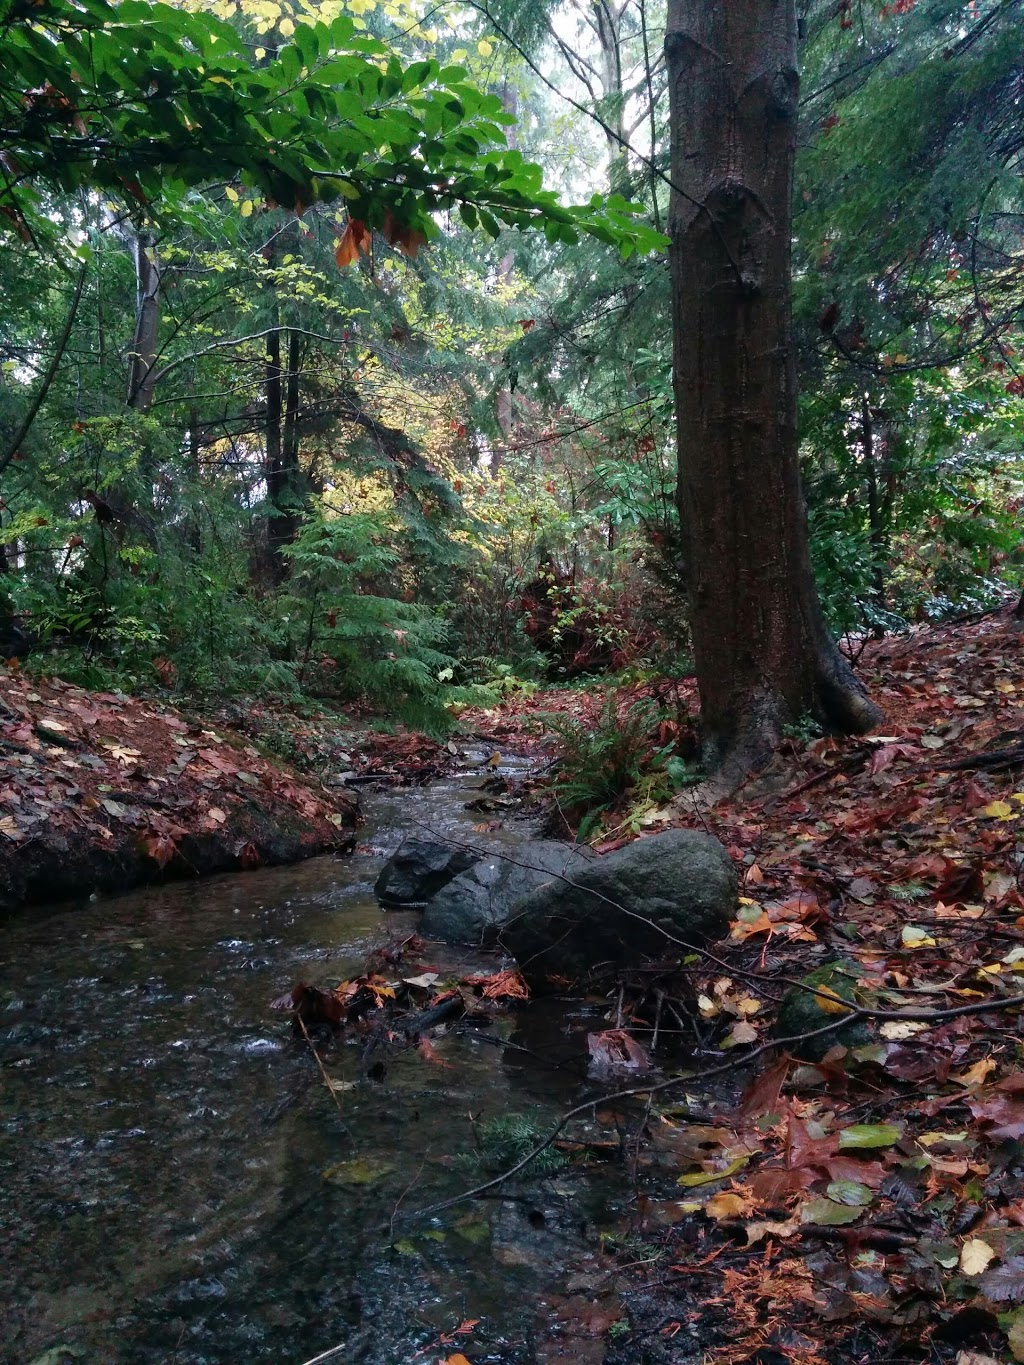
[0, 758, 627, 1364]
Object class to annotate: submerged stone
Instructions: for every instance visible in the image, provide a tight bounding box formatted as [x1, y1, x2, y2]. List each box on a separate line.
[774, 960, 870, 1061]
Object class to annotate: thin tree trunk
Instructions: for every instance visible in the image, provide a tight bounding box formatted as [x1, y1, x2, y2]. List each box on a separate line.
[265, 327, 306, 581]
[861, 394, 887, 621]
[265, 324, 286, 581]
[666, 0, 879, 781]
[0, 258, 88, 477]
[126, 230, 161, 412]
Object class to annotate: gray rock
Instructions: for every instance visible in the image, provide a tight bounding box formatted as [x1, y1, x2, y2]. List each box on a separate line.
[499, 828, 737, 989]
[421, 840, 596, 944]
[374, 836, 479, 906]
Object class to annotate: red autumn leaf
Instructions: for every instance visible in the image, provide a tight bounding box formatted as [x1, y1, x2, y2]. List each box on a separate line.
[198, 747, 237, 775]
[517, 318, 535, 332]
[417, 1036, 451, 1067]
[381, 209, 427, 258]
[934, 860, 985, 903]
[462, 969, 529, 999]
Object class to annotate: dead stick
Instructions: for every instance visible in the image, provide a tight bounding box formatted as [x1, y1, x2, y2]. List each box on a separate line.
[297, 1015, 346, 1123]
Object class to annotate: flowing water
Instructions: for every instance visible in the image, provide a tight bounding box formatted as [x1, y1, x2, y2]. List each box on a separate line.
[0, 758, 626, 1365]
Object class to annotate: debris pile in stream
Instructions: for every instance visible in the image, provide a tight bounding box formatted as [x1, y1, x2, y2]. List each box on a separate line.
[271, 934, 531, 1084]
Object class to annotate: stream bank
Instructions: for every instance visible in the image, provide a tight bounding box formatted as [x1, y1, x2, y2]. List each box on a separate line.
[0, 668, 359, 916]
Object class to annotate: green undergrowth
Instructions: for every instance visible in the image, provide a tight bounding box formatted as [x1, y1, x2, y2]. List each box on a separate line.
[544, 691, 703, 842]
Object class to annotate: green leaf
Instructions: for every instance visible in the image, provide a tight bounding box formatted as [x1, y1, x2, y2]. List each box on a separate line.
[677, 1155, 749, 1187]
[837, 1124, 903, 1150]
[800, 1197, 864, 1226]
[825, 1179, 874, 1206]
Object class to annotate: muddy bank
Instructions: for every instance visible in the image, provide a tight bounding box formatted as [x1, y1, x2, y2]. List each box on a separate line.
[0, 667, 357, 915]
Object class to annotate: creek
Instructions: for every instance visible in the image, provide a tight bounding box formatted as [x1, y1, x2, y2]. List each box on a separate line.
[0, 756, 631, 1365]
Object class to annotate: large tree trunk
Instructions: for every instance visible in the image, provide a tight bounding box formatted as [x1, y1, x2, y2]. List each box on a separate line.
[666, 0, 880, 781]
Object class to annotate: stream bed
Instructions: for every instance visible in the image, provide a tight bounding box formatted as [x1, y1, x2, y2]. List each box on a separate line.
[0, 758, 632, 1365]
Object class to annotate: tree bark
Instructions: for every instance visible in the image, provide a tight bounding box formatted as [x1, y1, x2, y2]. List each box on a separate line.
[126, 230, 161, 412]
[665, 0, 880, 780]
[265, 326, 306, 581]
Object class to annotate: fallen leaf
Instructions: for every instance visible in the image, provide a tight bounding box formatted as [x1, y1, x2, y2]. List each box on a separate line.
[960, 1238, 996, 1276]
[981, 801, 1014, 820]
[837, 1123, 903, 1150]
[705, 1189, 754, 1221]
[979, 1256, 1024, 1302]
[901, 924, 937, 948]
[826, 1179, 874, 1207]
[800, 1196, 863, 1226]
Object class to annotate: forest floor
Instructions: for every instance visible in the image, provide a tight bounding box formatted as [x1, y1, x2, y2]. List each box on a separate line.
[450, 606, 1024, 1365]
[7, 611, 1024, 1361]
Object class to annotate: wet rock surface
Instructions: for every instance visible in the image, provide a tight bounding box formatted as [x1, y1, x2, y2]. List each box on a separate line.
[421, 839, 596, 944]
[499, 827, 738, 989]
[372, 834, 479, 906]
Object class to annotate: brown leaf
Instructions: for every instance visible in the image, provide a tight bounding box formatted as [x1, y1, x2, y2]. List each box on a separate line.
[238, 841, 261, 869]
[979, 1257, 1024, 1303]
[335, 217, 371, 267]
[140, 832, 177, 868]
[587, 1029, 651, 1077]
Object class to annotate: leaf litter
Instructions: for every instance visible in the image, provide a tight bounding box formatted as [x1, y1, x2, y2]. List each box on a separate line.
[453, 609, 1024, 1365]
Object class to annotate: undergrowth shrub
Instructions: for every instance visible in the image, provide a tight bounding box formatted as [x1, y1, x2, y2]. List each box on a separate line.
[545, 691, 701, 841]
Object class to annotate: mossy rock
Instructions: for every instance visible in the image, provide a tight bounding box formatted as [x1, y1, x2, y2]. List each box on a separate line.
[775, 960, 871, 1061]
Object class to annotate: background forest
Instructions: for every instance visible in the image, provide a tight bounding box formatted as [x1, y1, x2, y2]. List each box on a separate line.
[2, 0, 1023, 737]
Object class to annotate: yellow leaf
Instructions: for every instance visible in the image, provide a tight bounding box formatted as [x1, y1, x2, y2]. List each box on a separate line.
[477, 38, 493, 55]
[954, 1058, 997, 1087]
[678, 1155, 749, 1187]
[960, 1237, 996, 1276]
[279, 14, 294, 34]
[225, 185, 239, 202]
[813, 985, 854, 1015]
[901, 924, 936, 948]
[919, 1130, 968, 1147]
[241, 200, 255, 218]
[705, 1190, 751, 1221]
[982, 800, 1014, 819]
[254, 45, 266, 57]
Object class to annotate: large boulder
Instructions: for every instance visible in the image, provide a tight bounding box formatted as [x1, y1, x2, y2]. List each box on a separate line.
[421, 840, 597, 945]
[499, 828, 737, 989]
[374, 836, 479, 906]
